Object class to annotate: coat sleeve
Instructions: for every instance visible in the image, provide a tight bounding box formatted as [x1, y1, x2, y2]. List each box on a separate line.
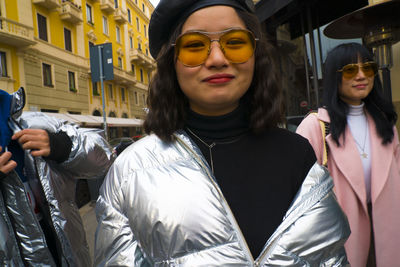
[94, 163, 149, 267]
[58, 125, 115, 179]
[18, 112, 114, 180]
[296, 114, 324, 166]
[391, 127, 400, 171]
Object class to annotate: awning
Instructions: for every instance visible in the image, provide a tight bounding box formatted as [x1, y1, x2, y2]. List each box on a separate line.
[40, 112, 143, 127]
[255, 0, 368, 38]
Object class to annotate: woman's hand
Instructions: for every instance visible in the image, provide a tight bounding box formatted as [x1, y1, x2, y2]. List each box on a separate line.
[12, 129, 51, 157]
[0, 146, 17, 176]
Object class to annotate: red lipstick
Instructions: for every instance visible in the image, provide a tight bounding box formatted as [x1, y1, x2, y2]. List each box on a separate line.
[203, 74, 234, 84]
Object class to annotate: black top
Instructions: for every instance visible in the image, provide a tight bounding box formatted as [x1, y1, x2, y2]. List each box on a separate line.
[185, 105, 316, 258]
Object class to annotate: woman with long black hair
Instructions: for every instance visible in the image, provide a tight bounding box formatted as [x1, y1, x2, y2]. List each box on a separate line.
[297, 42, 400, 267]
[94, 1, 350, 266]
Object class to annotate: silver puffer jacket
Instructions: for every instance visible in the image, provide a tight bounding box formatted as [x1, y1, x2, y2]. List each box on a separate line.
[95, 132, 350, 267]
[0, 88, 114, 266]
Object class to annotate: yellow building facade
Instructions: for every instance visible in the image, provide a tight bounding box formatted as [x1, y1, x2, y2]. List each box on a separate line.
[0, 0, 154, 138]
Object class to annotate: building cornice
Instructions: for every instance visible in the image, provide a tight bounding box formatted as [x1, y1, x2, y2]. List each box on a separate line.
[26, 38, 90, 70]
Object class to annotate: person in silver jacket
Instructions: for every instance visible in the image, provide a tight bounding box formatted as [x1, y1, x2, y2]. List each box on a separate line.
[0, 87, 113, 266]
[95, 0, 350, 266]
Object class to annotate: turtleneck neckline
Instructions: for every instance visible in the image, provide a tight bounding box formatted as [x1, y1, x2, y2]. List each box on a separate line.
[184, 104, 249, 142]
[348, 102, 365, 116]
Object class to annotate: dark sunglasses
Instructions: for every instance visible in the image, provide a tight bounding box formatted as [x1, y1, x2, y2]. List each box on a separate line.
[337, 61, 378, 79]
[172, 28, 258, 67]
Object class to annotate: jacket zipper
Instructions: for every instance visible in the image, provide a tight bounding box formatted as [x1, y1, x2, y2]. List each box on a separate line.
[175, 135, 255, 266]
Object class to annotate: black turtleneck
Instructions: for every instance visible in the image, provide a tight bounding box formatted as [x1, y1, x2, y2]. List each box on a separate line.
[184, 105, 316, 258]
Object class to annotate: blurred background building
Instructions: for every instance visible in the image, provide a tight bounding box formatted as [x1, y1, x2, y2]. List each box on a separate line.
[0, 0, 155, 139]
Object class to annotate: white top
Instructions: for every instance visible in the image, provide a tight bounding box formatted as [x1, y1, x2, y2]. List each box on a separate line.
[347, 103, 372, 203]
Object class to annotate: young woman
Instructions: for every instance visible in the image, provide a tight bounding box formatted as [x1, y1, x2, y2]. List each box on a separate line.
[297, 42, 400, 267]
[94, 1, 350, 266]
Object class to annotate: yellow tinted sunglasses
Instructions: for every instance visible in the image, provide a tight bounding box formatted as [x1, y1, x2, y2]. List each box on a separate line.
[337, 61, 378, 79]
[172, 28, 258, 67]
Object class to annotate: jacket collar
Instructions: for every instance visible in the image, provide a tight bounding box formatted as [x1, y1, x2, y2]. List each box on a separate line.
[10, 87, 26, 119]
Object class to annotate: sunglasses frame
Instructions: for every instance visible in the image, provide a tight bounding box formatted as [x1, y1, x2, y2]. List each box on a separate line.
[171, 28, 259, 67]
[337, 61, 378, 79]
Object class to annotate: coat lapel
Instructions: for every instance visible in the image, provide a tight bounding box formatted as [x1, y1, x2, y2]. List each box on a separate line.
[369, 115, 393, 203]
[326, 128, 367, 207]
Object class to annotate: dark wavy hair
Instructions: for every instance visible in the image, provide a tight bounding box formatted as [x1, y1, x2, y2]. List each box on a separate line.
[144, 8, 283, 142]
[321, 42, 397, 146]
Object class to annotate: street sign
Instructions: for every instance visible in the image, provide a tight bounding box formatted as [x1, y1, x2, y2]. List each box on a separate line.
[89, 43, 114, 82]
[89, 43, 114, 140]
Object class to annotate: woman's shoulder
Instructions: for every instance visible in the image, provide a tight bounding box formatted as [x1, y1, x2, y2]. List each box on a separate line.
[113, 133, 192, 172]
[260, 127, 315, 160]
[267, 127, 313, 148]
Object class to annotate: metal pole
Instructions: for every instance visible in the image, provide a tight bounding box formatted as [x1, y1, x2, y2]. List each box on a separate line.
[98, 45, 108, 140]
[316, 13, 324, 80]
[307, 5, 320, 108]
[382, 67, 392, 102]
[301, 12, 311, 107]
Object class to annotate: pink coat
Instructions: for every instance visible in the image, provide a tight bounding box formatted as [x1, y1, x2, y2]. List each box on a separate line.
[297, 108, 400, 267]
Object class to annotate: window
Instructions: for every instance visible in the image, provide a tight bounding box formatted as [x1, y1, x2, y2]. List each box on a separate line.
[42, 63, 52, 87]
[0, 51, 7, 77]
[118, 57, 122, 68]
[127, 9, 131, 23]
[135, 0, 137, 4]
[86, 4, 93, 24]
[134, 91, 138, 105]
[68, 71, 76, 91]
[114, 0, 118, 8]
[131, 64, 135, 74]
[116, 26, 121, 43]
[142, 3, 145, 12]
[108, 84, 113, 99]
[64, 28, 72, 52]
[140, 68, 143, 82]
[103, 16, 108, 35]
[129, 36, 133, 49]
[142, 94, 146, 106]
[37, 13, 48, 41]
[144, 25, 147, 37]
[121, 87, 126, 102]
[136, 17, 139, 31]
[145, 48, 148, 55]
[92, 81, 99, 96]
[138, 42, 142, 51]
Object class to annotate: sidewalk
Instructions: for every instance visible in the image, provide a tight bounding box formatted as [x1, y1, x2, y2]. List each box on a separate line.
[79, 201, 97, 262]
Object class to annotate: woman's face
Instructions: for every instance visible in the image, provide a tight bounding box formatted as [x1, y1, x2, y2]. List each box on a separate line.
[338, 59, 374, 105]
[175, 5, 255, 116]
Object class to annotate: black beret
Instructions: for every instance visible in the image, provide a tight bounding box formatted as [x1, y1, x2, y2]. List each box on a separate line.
[149, 0, 255, 59]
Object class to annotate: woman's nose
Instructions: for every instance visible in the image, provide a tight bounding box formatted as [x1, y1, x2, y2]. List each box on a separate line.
[204, 42, 229, 68]
[355, 66, 367, 79]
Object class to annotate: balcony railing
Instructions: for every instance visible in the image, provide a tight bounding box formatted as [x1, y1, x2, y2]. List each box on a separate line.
[129, 49, 155, 69]
[100, 0, 115, 14]
[59, 1, 83, 24]
[33, 0, 60, 9]
[113, 67, 136, 85]
[0, 17, 36, 47]
[114, 7, 127, 24]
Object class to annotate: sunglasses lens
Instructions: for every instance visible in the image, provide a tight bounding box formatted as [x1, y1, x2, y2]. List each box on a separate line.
[361, 62, 377, 77]
[220, 30, 256, 63]
[175, 29, 256, 66]
[340, 62, 378, 79]
[342, 65, 359, 79]
[176, 33, 210, 66]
